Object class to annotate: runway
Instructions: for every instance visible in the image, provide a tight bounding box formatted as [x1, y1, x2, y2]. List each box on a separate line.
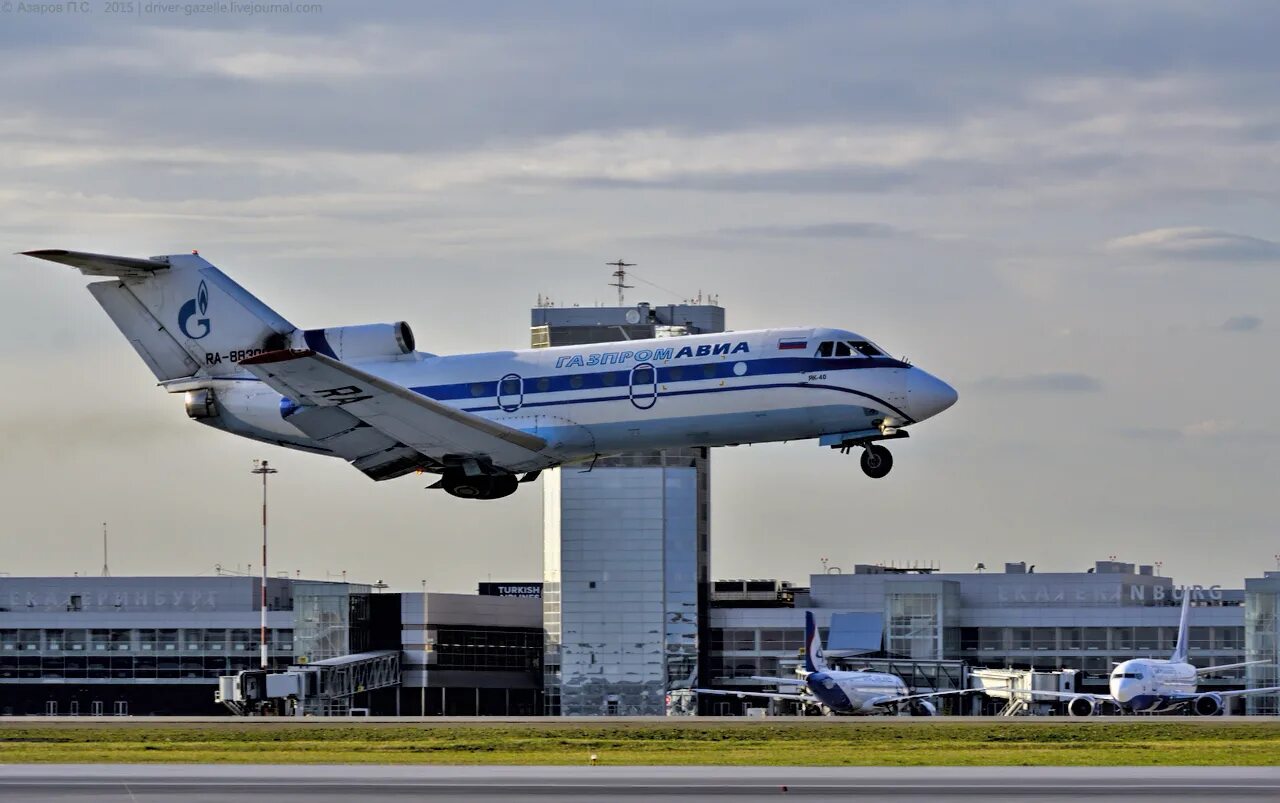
[1, 765, 1278, 802]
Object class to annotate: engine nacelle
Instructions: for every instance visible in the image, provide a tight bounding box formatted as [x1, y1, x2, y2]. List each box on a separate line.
[1067, 696, 1097, 717]
[911, 699, 938, 716]
[304, 322, 415, 361]
[1192, 693, 1223, 716]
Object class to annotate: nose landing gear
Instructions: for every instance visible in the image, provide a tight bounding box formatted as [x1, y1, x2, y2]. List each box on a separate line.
[859, 444, 893, 479]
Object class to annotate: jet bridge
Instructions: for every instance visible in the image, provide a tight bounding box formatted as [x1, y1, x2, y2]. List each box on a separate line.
[216, 650, 401, 716]
[969, 668, 1080, 716]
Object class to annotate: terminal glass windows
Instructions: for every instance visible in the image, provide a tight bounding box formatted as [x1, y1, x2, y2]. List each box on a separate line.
[45, 630, 64, 651]
[1113, 627, 1134, 650]
[1033, 628, 1056, 651]
[0, 630, 17, 651]
[760, 629, 804, 652]
[728, 629, 757, 652]
[158, 629, 179, 651]
[1060, 628, 1082, 650]
[1135, 627, 1159, 650]
[979, 628, 1003, 651]
[1011, 628, 1033, 650]
[1083, 627, 1108, 650]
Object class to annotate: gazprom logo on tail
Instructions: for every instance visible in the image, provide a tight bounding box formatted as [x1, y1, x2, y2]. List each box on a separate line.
[178, 280, 211, 340]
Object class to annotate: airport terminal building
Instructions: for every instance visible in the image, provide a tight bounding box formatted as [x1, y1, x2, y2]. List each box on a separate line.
[4, 559, 1278, 716]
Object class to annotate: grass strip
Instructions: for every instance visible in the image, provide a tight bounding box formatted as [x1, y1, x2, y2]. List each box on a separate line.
[2, 721, 1278, 766]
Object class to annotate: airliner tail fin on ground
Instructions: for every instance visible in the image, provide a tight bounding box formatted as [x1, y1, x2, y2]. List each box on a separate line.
[1170, 590, 1192, 664]
[804, 610, 828, 673]
[23, 249, 294, 381]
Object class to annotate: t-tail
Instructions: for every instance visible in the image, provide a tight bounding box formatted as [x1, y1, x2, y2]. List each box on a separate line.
[22, 249, 295, 381]
[804, 610, 829, 673]
[1169, 589, 1192, 664]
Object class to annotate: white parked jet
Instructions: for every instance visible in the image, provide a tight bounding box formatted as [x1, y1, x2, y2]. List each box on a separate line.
[25, 249, 957, 499]
[1035, 592, 1279, 716]
[695, 611, 975, 716]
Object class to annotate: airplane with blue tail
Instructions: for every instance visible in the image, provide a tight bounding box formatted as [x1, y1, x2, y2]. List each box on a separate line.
[24, 249, 957, 499]
[694, 611, 976, 716]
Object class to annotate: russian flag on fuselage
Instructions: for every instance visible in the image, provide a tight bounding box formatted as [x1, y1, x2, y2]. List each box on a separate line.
[778, 338, 807, 351]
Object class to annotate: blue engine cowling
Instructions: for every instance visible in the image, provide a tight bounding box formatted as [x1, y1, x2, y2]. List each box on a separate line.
[1192, 694, 1223, 716]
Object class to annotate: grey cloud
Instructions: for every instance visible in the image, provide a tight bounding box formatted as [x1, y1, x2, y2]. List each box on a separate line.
[1221, 314, 1262, 332]
[1106, 228, 1280, 262]
[973, 373, 1103, 393]
[724, 221, 908, 240]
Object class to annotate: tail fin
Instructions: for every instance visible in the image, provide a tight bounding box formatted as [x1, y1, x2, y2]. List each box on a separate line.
[804, 611, 828, 673]
[24, 250, 294, 381]
[1170, 589, 1192, 664]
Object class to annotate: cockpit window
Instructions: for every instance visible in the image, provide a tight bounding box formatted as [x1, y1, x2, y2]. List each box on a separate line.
[816, 339, 888, 358]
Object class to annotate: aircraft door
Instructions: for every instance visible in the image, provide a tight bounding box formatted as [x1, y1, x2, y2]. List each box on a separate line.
[497, 373, 523, 412]
[629, 362, 657, 409]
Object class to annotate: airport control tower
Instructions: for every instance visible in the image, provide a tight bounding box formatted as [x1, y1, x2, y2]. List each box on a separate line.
[532, 274, 723, 715]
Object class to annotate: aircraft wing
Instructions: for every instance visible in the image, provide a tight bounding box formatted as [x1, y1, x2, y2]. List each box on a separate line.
[693, 688, 808, 702]
[240, 350, 549, 473]
[1196, 660, 1269, 676]
[1216, 686, 1280, 699]
[866, 688, 981, 708]
[997, 688, 1114, 703]
[746, 676, 807, 686]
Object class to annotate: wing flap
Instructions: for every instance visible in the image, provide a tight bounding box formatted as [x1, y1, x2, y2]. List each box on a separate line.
[242, 349, 548, 471]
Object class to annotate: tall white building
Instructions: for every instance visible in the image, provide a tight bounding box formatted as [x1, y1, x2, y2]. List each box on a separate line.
[533, 301, 722, 715]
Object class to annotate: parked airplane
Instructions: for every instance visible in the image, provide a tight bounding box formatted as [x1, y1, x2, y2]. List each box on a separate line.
[695, 611, 975, 716]
[1035, 592, 1279, 716]
[25, 249, 957, 499]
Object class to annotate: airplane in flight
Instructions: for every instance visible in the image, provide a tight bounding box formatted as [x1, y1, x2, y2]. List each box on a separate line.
[1032, 591, 1279, 716]
[24, 249, 957, 499]
[695, 611, 976, 716]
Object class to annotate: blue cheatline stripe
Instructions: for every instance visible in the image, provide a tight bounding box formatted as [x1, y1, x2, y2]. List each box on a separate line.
[410, 355, 906, 403]
[302, 329, 338, 359]
[457, 380, 915, 425]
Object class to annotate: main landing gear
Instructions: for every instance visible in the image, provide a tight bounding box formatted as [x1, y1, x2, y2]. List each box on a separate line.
[859, 444, 893, 479]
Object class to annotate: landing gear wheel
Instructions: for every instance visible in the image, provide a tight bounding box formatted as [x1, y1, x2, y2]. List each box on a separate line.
[860, 445, 893, 479]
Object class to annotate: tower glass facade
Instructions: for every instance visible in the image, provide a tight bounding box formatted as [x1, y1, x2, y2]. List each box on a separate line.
[534, 301, 720, 715]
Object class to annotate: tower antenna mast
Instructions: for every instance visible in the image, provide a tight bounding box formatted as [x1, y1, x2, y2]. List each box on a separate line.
[101, 522, 110, 577]
[606, 259, 635, 306]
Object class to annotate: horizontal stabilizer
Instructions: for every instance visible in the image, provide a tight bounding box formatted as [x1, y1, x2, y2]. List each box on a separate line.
[21, 249, 170, 278]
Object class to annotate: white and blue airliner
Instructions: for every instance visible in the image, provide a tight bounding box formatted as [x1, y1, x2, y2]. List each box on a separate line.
[26, 249, 958, 499]
[695, 611, 977, 715]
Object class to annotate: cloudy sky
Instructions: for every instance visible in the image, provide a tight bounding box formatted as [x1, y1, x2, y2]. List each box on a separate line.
[1, 1, 1276, 590]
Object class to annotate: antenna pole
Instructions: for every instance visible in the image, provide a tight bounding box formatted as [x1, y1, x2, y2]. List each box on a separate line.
[251, 460, 279, 671]
[101, 522, 110, 577]
[606, 259, 635, 306]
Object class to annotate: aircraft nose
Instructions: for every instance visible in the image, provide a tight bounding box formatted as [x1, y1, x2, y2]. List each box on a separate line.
[906, 369, 958, 421]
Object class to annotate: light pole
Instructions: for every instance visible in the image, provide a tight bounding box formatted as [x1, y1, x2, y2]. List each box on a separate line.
[251, 459, 278, 671]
